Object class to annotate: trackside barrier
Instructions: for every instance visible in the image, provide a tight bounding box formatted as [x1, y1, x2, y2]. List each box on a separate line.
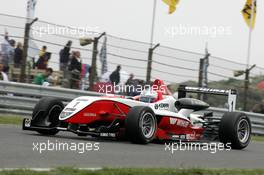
[0, 81, 264, 135]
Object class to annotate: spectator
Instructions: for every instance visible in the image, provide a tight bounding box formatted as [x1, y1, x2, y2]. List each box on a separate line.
[8, 39, 15, 65]
[126, 73, 134, 84]
[14, 42, 23, 68]
[125, 73, 138, 96]
[0, 32, 15, 74]
[69, 51, 82, 89]
[110, 65, 121, 85]
[69, 51, 82, 72]
[88, 66, 92, 82]
[60, 41, 72, 76]
[36, 46, 51, 70]
[33, 67, 53, 85]
[252, 103, 264, 114]
[0, 62, 9, 82]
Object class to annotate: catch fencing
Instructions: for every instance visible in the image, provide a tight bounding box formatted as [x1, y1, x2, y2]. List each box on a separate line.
[1, 13, 264, 85]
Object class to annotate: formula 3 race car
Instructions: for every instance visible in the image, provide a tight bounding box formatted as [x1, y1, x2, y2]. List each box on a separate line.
[22, 79, 251, 149]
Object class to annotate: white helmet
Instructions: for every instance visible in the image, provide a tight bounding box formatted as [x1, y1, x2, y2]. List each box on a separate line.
[139, 89, 158, 103]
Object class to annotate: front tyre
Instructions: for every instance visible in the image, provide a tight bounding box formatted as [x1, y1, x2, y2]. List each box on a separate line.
[31, 97, 64, 135]
[219, 112, 251, 149]
[125, 106, 157, 144]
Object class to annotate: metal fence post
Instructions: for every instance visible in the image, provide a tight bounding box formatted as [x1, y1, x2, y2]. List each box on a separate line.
[146, 43, 160, 84]
[244, 64, 256, 111]
[19, 18, 38, 83]
[89, 32, 106, 91]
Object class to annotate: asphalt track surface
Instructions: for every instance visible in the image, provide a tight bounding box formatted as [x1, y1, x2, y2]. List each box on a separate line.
[0, 124, 264, 169]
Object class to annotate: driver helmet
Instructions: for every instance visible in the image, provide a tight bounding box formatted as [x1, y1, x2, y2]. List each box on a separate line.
[139, 89, 158, 103]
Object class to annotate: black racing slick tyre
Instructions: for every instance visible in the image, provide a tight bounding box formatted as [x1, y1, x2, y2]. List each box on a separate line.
[32, 97, 64, 135]
[219, 112, 251, 149]
[125, 106, 157, 144]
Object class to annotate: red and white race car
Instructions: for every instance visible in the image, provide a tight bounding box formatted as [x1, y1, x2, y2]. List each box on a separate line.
[23, 79, 251, 149]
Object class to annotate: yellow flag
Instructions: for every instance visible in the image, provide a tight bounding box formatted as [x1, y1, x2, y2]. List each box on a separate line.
[162, 0, 180, 14]
[242, 0, 257, 29]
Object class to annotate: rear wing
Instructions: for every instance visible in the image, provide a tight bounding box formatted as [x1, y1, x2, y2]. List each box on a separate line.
[178, 85, 237, 112]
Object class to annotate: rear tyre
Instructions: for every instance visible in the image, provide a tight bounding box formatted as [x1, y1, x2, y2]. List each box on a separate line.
[125, 106, 157, 144]
[32, 97, 64, 135]
[219, 112, 251, 149]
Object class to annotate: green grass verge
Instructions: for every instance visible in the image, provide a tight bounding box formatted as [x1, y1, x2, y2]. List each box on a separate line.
[1, 167, 264, 175]
[0, 115, 23, 125]
[252, 135, 264, 142]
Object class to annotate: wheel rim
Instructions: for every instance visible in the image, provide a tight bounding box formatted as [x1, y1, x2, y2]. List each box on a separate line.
[140, 112, 156, 139]
[237, 118, 250, 143]
[46, 105, 63, 126]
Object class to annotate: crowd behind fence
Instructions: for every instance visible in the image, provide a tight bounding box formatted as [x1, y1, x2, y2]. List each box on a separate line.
[0, 13, 264, 92]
